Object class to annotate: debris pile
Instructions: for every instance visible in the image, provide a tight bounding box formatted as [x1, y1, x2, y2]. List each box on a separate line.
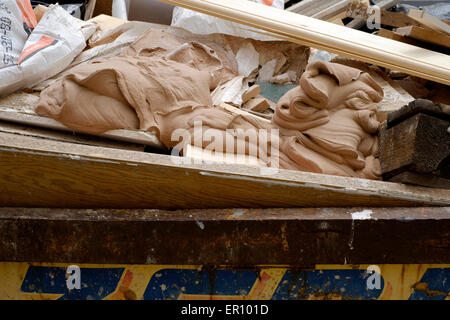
[0, 0, 448, 187]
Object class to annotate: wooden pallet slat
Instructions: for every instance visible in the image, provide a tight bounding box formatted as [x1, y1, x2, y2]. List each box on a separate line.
[0, 131, 449, 208]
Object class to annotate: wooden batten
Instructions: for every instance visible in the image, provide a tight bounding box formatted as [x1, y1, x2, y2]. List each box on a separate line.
[0, 131, 449, 209]
[0, 105, 164, 149]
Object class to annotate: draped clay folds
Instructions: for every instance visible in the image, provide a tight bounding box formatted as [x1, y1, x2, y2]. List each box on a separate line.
[35, 29, 383, 179]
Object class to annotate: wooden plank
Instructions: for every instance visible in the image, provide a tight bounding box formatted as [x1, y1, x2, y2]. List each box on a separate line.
[326, 10, 347, 23]
[379, 10, 427, 28]
[313, 0, 351, 21]
[243, 96, 270, 112]
[0, 106, 164, 149]
[88, 14, 127, 31]
[396, 26, 450, 49]
[0, 122, 145, 151]
[0, 132, 449, 208]
[407, 9, 450, 35]
[377, 28, 422, 46]
[1, 207, 449, 264]
[287, 0, 351, 21]
[220, 103, 270, 123]
[158, 0, 450, 85]
[287, 0, 343, 15]
[377, 28, 448, 54]
[185, 144, 265, 167]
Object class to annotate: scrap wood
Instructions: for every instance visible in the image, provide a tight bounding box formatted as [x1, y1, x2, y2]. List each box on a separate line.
[220, 102, 271, 123]
[287, 0, 342, 15]
[376, 28, 449, 55]
[0, 105, 164, 149]
[347, 6, 449, 30]
[379, 99, 450, 188]
[407, 9, 450, 35]
[184, 144, 266, 167]
[0, 121, 145, 151]
[158, 0, 450, 85]
[88, 14, 127, 31]
[395, 26, 450, 49]
[243, 96, 270, 113]
[310, 0, 352, 21]
[394, 76, 450, 107]
[378, 9, 426, 28]
[287, 0, 352, 21]
[377, 28, 422, 46]
[242, 85, 261, 103]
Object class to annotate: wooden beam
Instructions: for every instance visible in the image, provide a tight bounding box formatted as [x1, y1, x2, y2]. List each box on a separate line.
[287, 0, 343, 15]
[288, 0, 352, 21]
[379, 99, 450, 187]
[0, 131, 449, 208]
[158, 0, 450, 85]
[1, 207, 450, 265]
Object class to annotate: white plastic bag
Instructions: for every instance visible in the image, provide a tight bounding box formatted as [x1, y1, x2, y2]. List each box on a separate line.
[0, 4, 86, 96]
[171, 0, 284, 41]
[0, 0, 37, 67]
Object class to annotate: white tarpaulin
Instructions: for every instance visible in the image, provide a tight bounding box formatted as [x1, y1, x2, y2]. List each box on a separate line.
[171, 0, 284, 40]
